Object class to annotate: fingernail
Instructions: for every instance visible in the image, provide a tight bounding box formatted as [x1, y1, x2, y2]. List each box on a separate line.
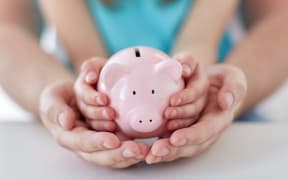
[102, 109, 111, 119]
[224, 92, 234, 108]
[136, 154, 145, 160]
[175, 138, 187, 147]
[183, 64, 192, 76]
[96, 96, 104, 105]
[85, 72, 97, 83]
[170, 109, 177, 118]
[103, 141, 116, 149]
[156, 147, 169, 157]
[123, 149, 136, 158]
[151, 157, 162, 164]
[58, 112, 66, 128]
[172, 97, 181, 106]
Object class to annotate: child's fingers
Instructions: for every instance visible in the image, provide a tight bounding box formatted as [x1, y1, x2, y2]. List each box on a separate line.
[80, 85, 108, 106]
[78, 101, 115, 120]
[170, 80, 208, 106]
[80, 57, 106, 84]
[86, 119, 117, 132]
[74, 57, 107, 107]
[56, 128, 121, 153]
[165, 104, 197, 119]
[74, 78, 108, 106]
[165, 96, 206, 119]
[173, 52, 198, 78]
[166, 118, 198, 131]
[170, 62, 209, 106]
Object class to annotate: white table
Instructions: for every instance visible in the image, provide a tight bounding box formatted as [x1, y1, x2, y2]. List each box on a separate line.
[0, 121, 288, 180]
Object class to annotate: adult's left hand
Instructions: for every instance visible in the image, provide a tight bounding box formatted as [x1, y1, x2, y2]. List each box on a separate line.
[146, 64, 247, 164]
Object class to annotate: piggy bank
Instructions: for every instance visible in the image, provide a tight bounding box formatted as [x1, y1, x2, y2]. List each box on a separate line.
[97, 46, 184, 140]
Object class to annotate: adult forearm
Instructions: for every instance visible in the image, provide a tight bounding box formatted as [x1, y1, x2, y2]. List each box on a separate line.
[0, 25, 74, 115]
[226, 11, 288, 116]
[173, 0, 239, 67]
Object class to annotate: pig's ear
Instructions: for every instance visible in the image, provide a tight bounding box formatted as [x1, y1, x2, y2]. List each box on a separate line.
[154, 59, 183, 81]
[101, 63, 129, 91]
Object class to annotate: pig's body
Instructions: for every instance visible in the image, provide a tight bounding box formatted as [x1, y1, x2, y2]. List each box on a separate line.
[98, 47, 184, 140]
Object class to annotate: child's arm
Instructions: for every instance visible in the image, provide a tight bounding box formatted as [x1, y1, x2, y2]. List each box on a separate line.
[39, 0, 107, 71]
[173, 0, 239, 67]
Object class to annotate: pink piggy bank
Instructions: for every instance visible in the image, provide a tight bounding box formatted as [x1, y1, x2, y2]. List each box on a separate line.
[97, 46, 184, 140]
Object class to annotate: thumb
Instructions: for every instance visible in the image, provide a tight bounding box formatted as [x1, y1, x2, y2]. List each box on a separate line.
[218, 90, 234, 110]
[80, 57, 106, 84]
[40, 81, 77, 131]
[207, 64, 247, 110]
[210, 66, 247, 110]
[56, 105, 76, 130]
[173, 52, 197, 78]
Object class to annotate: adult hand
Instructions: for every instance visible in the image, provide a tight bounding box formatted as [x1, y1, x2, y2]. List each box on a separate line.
[40, 80, 148, 168]
[146, 64, 247, 164]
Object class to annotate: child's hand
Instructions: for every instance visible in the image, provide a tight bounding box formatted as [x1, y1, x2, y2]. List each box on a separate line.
[74, 57, 116, 132]
[164, 52, 209, 131]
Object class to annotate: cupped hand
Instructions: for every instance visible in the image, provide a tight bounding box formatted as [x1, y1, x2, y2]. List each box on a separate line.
[146, 64, 247, 164]
[40, 80, 148, 168]
[164, 52, 209, 131]
[74, 57, 116, 132]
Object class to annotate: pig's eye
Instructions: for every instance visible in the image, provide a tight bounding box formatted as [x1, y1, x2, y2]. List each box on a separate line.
[151, 89, 155, 94]
[132, 90, 136, 95]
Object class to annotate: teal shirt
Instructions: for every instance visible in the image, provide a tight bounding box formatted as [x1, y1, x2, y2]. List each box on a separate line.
[87, 0, 232, 61]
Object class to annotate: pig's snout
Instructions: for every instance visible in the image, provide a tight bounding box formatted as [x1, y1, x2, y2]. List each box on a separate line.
[127, 106, 162, 133]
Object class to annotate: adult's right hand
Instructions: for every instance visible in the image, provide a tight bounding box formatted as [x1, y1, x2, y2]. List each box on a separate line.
[39, 80, 148, 168]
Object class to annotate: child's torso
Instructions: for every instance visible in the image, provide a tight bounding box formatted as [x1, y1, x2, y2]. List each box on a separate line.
[87, 0, 192, 55]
